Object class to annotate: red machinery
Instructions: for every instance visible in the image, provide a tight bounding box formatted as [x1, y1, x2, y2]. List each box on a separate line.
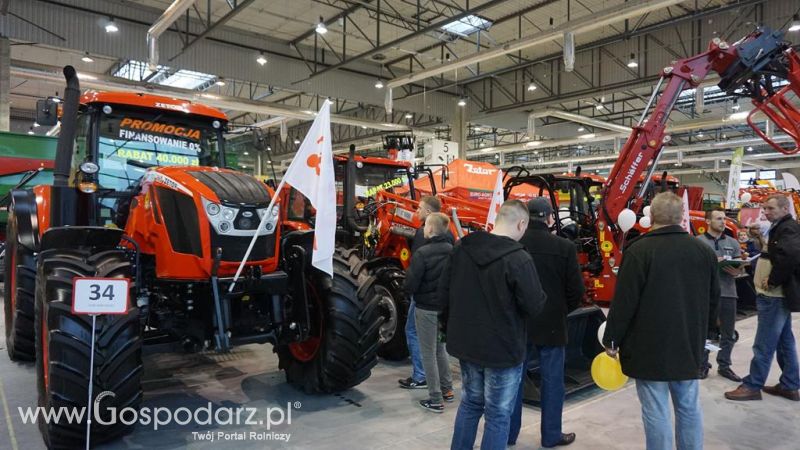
[597, 27, 798, 292]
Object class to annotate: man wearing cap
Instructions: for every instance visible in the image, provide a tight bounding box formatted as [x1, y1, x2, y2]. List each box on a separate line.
[508, 197, 584, 448]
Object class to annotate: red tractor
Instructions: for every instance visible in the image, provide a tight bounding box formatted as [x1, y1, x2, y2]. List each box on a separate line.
[3, 67, 381, 448]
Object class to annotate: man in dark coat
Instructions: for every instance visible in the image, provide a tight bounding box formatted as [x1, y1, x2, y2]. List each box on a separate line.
[404, 212, 455, 412]
[440, 200, 547, 450]
[603, 192, 719, 450]
[508, 198, 583, 448]
[726, 194, 800, 401]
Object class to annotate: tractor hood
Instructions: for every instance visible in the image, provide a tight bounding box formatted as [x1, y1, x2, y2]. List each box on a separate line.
[144, 166, 271, 207]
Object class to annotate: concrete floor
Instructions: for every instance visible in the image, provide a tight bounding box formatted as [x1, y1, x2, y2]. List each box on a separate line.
[1, 286, 799, 449]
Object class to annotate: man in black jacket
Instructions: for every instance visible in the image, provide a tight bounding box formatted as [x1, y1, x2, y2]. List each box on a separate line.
[603, 192, 719, 450]
[440, 200, 547, 450]
[726, 194, 800, 401]
[404, 212, 455, 412]
[509, 198, 583, 448]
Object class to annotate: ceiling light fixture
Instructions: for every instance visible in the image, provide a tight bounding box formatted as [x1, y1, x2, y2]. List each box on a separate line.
[215, 78, 226, 86]
[627, 53, 638, 68]
[256, 52, 267, 66]
[27, 126, 34, 135]
[527, 81, 537, 92]
[105, 18, 119, 33]
[696, 131, 704, 138]
[81, 52, 94, 63]
[405, 113, 413, 119]
[316, 17, 327, 34]
[790, 14, 800, 32]
[294, 137, 301, 144]
[746, 146, 754, 152]
[243, 151, 249, 156]
[374, 79, 384, 89]
[577, 126, 585, 132]
[457, 97, 467, 106]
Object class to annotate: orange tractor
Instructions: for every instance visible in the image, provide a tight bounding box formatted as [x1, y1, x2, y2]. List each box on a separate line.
[3, 67, 381, 448]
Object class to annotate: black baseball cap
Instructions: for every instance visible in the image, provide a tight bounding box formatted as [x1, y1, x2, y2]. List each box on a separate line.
[527, 197, 554, 218]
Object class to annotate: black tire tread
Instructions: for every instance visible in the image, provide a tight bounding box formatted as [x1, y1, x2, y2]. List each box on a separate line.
[35, 247, 142, 449]
[4, 212, 37, 361]
[278, 257, 382, 393]
[339, 248, 409, 361]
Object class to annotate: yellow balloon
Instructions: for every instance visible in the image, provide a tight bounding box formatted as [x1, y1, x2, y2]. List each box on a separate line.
[591, 352, 628, 391]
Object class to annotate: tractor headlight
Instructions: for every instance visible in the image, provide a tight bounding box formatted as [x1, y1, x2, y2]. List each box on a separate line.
[222, 207, 236, 221]
[80, 161, 99, 174]
[271, 206, 279, 217]
[206, 202, 221, 216]
[218, 221, 232, 233]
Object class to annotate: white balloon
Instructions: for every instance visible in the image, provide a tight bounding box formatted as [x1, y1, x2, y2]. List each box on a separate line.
[618, 208, 637, 232]
[597, 321, 607, 346]
[639, 215, 652, 228]
[643, 205, 651, 218]
[740, 192, 752, 204]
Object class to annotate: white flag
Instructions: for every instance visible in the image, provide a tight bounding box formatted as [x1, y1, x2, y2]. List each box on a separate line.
[486, 169, 504, 229]
[680, 190, 691, 233]
[229, 102, 336, 289]
[283, 101, 336, 276]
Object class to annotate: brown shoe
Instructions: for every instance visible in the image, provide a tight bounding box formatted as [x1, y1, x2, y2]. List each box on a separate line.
[762, 384, 800, 401]
[725, 385, 762, 401]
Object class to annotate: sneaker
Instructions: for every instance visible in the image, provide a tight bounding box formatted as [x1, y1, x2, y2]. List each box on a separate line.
[418, 399, 444, 413]
[398, 377, 427, 389]
[443, 389, 455, 402]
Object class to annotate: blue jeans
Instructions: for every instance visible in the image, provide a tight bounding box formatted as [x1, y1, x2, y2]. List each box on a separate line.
[508, 344, 566, 447]
[743, 295, 800, 390]
[635, 379, 703, 450]
[405, 300, 425, 382]
[451, 361, 523, 450]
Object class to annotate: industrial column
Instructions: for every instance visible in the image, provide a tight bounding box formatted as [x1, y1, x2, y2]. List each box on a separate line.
[453, 104, 468, 159]
[0, 36, 10, 132]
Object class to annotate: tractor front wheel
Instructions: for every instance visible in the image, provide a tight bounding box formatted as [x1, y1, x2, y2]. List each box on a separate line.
[35, 248, 142, 448]
[278, 256, 382, 393]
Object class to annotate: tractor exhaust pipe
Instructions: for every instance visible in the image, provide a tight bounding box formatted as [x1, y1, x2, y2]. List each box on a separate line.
[53, 65, 79, 188]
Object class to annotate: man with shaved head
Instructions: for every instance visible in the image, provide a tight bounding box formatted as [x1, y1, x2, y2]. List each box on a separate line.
[440, 200, 547, 450]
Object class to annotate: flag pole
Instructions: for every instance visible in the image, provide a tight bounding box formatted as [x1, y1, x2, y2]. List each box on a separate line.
[228, 177, 288, 292]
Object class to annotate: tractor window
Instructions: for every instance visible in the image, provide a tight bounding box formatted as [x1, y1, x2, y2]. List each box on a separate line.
[95, 110, 216, 191]
[352, 164, 410, 200]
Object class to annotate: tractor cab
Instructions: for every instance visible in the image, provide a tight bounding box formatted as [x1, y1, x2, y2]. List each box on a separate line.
[68, 92, 229, 230]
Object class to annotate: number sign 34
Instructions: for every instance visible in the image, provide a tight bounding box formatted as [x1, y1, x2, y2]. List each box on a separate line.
[72, 278, 130, 315]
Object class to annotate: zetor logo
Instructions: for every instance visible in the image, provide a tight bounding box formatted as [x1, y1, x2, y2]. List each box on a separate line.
[155, 102, 187, 112]
[120, 117, 201, 141]
[463, 163, 497, 176]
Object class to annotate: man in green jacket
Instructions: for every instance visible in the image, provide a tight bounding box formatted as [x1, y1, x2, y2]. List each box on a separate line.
[603, 192, 720, 450]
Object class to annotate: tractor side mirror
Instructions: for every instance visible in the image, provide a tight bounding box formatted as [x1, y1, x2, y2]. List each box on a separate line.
[36, 98, 59, 126]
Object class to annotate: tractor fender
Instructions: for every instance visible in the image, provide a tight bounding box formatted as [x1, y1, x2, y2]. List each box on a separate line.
[361, 256, 403, 272]
[40, 226, 124, 252]
[9, 190, 40, 252]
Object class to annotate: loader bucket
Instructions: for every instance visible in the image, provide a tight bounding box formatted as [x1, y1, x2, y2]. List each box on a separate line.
[522, 305, 606, 404]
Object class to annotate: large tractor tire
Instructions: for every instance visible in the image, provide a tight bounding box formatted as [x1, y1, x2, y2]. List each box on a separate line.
[3, 212, 37, 361]
[340, 248, 409, 361]
[35, 248, 142, 449]
[278, 256, 382, 393]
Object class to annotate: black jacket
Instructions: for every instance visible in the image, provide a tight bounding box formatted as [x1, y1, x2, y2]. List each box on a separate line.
[404, 235, 453, 311]
[411, 225, 454, 253]
[602, 225, 720, 381]
[519, 222, 584, 346]
[440, 231, 547, 368]
[765, 214, 800, 312]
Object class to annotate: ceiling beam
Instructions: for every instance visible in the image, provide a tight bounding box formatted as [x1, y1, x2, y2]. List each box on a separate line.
[168, 0, 257, 62]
